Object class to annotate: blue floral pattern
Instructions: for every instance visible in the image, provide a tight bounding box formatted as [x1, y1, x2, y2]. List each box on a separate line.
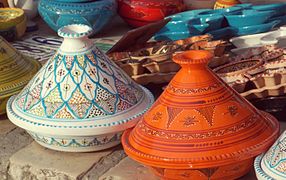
[15, 45, 144, 120]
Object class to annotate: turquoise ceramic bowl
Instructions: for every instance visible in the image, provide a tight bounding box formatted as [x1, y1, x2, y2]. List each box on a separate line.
[225, 10, 274, 28]
[38, 0, 117, 34]
[155, 23, 209, 41]
[160, 18, 202, 32]
[154, 31, 201, 41]
[252, 3, 286, 17]
[269, 16, 286, 26]
[169, 9, 212, 19]
[199, 14, 224, 31]
[207, 27, 234, 40]
[232, 20, 281, 36]
[198, 6, 242, 16]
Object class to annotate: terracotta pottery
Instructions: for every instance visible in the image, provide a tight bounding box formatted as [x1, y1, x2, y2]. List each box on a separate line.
[214, 0, 240, 9]
[117, 0, 186, 27]
[0, 36, 41, 115]
[255, 130, 286, 179]
[6, 24, 154, 152]
[122, 50, 279, 180]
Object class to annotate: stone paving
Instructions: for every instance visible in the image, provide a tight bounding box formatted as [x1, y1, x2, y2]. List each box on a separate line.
[1, 114, 285, 180]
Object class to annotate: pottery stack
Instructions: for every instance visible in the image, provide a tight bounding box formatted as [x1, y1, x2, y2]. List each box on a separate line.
[0, 36, 41, 115]
[38, 0, 117, 34]
[122, 50, 279, 180]
[6, 24, 154, 152]
[154, 3, 286, 41]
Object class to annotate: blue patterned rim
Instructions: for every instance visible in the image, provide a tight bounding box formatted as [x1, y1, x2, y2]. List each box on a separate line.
[254, 154, 274, 180]
[58, 24, 93, 38]
[7, 86, 154, 133]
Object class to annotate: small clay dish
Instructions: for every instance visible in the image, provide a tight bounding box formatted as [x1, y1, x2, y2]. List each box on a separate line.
[214, 59, 264, 83]
[142, 60, 180, 73]
[132, 72, 176, 85]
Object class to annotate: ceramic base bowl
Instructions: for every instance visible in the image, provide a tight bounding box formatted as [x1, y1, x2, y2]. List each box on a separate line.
[254, 155, 272, 180]
[149, 158, 253, 180]
[28, 131, 123, 152]
[7, 85, 154, 152]
[38, 0, 117, 34]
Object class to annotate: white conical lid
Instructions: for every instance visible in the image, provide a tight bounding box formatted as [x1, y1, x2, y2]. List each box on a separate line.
[259, 130, 286, 179]
[7, 24, 154, 136]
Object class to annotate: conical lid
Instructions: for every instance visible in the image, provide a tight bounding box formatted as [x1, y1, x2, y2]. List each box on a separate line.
[122, 50, 279, 169]
[0, 36, 41, 114]
[255, 130, 286, 179]
[7, 24, 154, 136]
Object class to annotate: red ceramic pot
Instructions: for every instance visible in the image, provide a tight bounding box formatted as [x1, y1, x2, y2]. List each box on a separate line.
[122, 50, 279, 180]
[117, 0, 186, 27]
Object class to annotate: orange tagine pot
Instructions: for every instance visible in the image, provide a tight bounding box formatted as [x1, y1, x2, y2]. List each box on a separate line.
[122, 50, 280, 180]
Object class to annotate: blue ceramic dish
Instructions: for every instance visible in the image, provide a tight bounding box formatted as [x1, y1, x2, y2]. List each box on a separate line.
[207, 27, 234, 40]
[168, 9, 212, 21]
[252, 3, 286, 17]
[232, 20, 281, 36]
[225, 10, 274, 28]
[269, 16, 286, 26]
[154, 31, 200, 41]
[198, 6, 242, 16]
[160, 18, 202, 32]
[38, 0, 117, 34]
[155, 23, 209, 41]
[199, 14, 225, 31]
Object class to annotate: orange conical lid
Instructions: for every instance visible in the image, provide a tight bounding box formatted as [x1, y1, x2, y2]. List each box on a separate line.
[122, 50, 279, 169]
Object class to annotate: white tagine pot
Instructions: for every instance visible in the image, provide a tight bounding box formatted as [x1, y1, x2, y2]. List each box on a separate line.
[6, 24, 154, 152]
[254, 130, 286, 180]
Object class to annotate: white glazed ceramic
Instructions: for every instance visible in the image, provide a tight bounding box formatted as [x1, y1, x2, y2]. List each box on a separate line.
[254, 131, 286, 180]
[183, 0, 216, 10]
[8, 0, 39, 29]
[6, 24, 154, 152]
[230, 26, 286, 49]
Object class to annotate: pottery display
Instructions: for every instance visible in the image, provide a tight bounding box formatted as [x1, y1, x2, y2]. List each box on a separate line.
[117, 0, 186, 28]
[6, 24, 154, 152]
[0, 8, 27, 41]
[0, 36, 41, 115]
[255, 130, 286, 179]
[109, 44, 180, 85]
[215, 45, 286, 100]
[109, 34, 227, 85]
[183, 0, 216, 10]
[8, 0, 39, 31]
[122, 50, 279, 180]
[38, 0, 117, 34]
[214, 0, 241, 9]
[155, 3, 285, 41]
